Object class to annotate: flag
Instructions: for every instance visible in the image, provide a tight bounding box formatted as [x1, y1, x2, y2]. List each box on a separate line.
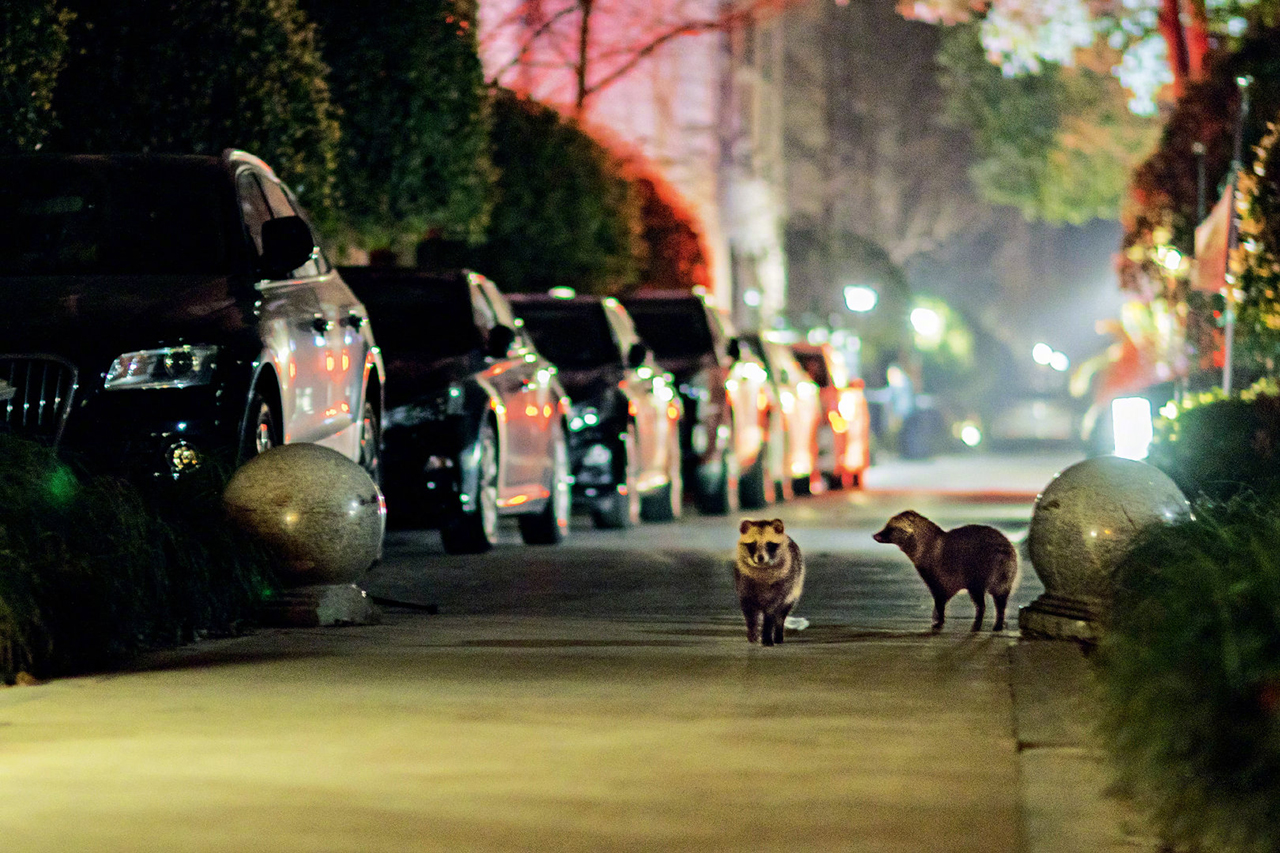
[1193, 183, 1234, 294]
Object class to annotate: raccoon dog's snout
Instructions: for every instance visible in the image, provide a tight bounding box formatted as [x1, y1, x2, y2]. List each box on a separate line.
[872, 528, 888, 543]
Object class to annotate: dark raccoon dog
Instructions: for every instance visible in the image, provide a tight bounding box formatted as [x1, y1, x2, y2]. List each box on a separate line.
[873, 509, 1019, 632]
[734, 518, 805, 646]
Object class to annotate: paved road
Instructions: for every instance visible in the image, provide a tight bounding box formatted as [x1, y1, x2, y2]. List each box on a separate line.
[3, 450, 1126, 853]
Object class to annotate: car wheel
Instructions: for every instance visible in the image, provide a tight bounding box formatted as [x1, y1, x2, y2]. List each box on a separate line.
[593, 423, 641, 530]
[519, 421, 571, 545]
[641, 423, 683, 523]
[696, 433, 740, 516]
[441, 420, 500, 555]
[739, 417, 776, 510]
[237, 390, 279, 466]
[358, 397, 382, 488]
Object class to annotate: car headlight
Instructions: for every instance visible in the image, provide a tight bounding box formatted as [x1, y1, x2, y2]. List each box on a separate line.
[569, 393, 619, 432]
[104, 345, 218, 390]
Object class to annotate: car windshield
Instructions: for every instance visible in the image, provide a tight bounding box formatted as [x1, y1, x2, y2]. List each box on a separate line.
[0, 158, 233, 276]
[515, 302, 618, 369]
[346, 274, 483, 362]
[621, 299, 714, 360]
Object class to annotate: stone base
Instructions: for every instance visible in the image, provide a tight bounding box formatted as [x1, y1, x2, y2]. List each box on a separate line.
[260, 583, 381, 628]
[1018, 593, 1103, 644]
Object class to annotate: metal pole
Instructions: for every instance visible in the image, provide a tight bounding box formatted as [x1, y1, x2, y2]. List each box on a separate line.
[1223, 75, 1253, 396]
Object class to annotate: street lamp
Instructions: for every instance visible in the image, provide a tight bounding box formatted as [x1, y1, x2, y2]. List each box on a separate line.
[843, 284, 878, 313]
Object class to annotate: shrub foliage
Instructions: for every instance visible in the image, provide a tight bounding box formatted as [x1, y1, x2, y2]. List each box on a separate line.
[47, 0, 340, 216]
[303, 0, 495, 256]
[1097, 499, 1280, 853]
[1148, 381, 1280, 501]
[0, 436, 276, 682]
[0, 0, 73, 152]
[455, 88, 644, 295]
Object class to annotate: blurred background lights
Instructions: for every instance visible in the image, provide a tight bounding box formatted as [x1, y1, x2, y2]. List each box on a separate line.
[1032, 342, 1054, 365]
[548, 286, 576, 299]
[960, 423, 982, 447]
[1049, 351, 1070, 372]
[1033, 342, 1070, 371]
[1112, 396, 1154, 460]
[909, 306, 944, 344]
[843, 284, 878, 313]
[743, 288, 762, 307]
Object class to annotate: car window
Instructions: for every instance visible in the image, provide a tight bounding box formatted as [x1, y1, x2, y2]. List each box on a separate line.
[256, 173, 323, 277]
[470, 282, 498, 335]
[794, 350, 830, 387]
[236, 171, 272, 257]
[621, 299, 714, 360]
[515, 302, 620, 369]
[0, 157, 233, 276]
[345, 272, 483, 362]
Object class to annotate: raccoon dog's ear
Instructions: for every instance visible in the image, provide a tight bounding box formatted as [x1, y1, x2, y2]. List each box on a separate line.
[770, 519, 784, 533]
[740, 519, 752, 534]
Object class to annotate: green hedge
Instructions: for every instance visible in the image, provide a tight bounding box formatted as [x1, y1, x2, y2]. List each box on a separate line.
[1096, 497, 1280, 853]
[1148, 382, 1280, 502]
[0, 435, 277, 682]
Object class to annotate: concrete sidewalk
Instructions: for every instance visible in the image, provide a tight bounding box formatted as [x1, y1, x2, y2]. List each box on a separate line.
[0, 610, 1156, 853]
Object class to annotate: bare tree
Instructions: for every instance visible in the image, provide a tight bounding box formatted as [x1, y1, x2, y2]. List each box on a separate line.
[480, 0, 796, 117]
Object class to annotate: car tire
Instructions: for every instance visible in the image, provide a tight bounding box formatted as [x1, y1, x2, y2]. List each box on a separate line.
[696, 434, 740, 516]
[519, 421, 571, 545]
[237, 389, 279, 466]
[441, 420, 500, 555]
[740, 416, 778, 510]
[593, 424, 641, 530]
[641, 423, 683, 523]
[358, 396, 382, 489]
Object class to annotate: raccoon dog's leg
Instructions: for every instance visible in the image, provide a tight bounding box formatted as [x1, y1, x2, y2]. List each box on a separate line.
[931, 594, 948, 632]
[761, 614, 776, 647]
[968, 587, 986, 632]
[742, 605, 762, 643]
[991, 592, 1009, 632]
[772, 603, 793, 645]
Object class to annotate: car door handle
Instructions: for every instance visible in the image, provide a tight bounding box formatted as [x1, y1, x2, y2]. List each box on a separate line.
[311, 317, 331, 334]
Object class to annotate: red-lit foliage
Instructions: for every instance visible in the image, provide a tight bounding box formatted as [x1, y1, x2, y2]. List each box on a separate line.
[622, 160, 711, 295]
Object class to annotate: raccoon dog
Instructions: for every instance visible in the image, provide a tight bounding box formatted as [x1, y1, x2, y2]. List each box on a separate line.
[872, 510, 1018, 632]
[734, 519, 805, 646]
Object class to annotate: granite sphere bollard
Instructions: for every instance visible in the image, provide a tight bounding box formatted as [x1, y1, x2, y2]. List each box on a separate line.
[223, 443, 386, 587]
[1020, 455, 1190, 642]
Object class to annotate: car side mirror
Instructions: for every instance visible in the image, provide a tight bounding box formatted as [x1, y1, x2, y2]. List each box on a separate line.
[726, 338, 742, 362]
[486, 324, 516, 358]
[259, 216, 315, 278]
[626, 341, 648, 369]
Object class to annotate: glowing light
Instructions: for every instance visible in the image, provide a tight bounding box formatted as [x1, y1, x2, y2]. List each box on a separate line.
[341, 350, 350, 371]
[1032, 343, 1054, 365]
[543, 405, 552, 417]
[1049, 351, 1070, 372]
[549, 286, 576, 299]
[910, 307, 943, 339]
[326, 354, 335, 372]
[526, 405, 538, 416]
[844, 285, 878, 313]
[1112, 397, 1154, 460]
[960, 425, 982, 447]
[743, 289, 762, 307]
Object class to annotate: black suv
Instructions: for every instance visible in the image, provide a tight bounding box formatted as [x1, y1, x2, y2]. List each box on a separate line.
[340, 267, 572, 554]
[619, 292, 775, 513]
[508, 293, 684, 528]
[0, 150, 384, 483]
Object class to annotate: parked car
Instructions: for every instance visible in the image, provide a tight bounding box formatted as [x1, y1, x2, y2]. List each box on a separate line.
[340, 266, 571, 554]
[507, 293, 684, 528]
[619, 291, 776, 513]
[792, 341, 872, 489]
[740, 332, 822, 496]
[0, 149, 384, 487]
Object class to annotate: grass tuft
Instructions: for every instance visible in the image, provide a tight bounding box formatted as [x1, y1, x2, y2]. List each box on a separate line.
[1096, 494, 1280, 853]
[0, 434, 278, 682]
